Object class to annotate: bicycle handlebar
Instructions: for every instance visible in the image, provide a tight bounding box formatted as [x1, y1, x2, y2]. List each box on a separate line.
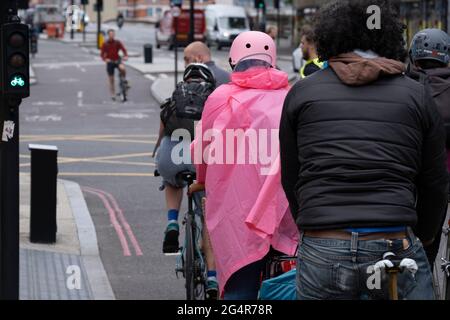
[373, 251, 418, 275]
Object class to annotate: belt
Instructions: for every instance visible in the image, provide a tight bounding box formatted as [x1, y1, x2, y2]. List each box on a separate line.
[303, 229, 407, 241]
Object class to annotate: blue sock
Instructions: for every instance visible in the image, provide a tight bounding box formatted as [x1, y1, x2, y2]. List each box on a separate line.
[207, 270, 217, 278]
[168, 209, 179, 222]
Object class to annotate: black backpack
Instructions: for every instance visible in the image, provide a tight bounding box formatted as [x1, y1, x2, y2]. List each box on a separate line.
[160, 63, 216, 138]
[173, 63, 216, 120]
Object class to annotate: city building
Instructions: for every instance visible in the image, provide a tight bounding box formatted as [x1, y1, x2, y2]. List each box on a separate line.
[293, 0, 450, 45]
[117, 0, 216, 22]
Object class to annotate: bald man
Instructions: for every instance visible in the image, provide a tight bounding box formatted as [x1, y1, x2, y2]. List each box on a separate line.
[183, 41, 230, 86]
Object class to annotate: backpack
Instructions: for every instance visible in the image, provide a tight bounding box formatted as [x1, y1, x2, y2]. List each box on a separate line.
[160, 63, 216, 138]
[173, 63, 216, 120]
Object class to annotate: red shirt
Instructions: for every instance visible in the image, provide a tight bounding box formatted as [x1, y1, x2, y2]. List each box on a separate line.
[100, 39, 128, 62]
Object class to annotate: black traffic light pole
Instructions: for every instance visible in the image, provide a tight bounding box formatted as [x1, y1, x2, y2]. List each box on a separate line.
[82, 3, 87, 43]
[97, 0, 102, 50]
[70, 0, 75, 40]
[189, 0, 194, 44]
[0, 0, 25, 300]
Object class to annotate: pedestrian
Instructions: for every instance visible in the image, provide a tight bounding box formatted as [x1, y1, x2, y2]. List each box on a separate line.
[191, 31, 298, 300]
[299, 25, 323, 78]
[266, 26, 277, 41]
[406, 28, 450, 270]
[280, 0, 448, 300]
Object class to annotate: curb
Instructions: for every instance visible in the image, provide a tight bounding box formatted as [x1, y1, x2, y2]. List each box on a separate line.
[62, 179, 116, 300]
[150, 77, 168, 105]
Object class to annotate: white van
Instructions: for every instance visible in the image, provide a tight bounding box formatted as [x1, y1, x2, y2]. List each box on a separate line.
[205, 5, 249, 50]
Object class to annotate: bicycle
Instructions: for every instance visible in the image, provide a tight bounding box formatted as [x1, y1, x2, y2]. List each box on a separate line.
[372, 251, 418, 300]
[109, 57, 129, 103]
[173, 170, 207, 300]
[258, 251, 297, 300]
[439, 217, 450, 300]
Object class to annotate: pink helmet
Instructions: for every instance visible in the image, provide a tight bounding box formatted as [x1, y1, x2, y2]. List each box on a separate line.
[229, 31, 277, 68]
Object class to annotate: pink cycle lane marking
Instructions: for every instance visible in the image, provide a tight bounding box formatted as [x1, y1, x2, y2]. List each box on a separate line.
[82, 187, 131, 257]
[84, 186, 143, 257]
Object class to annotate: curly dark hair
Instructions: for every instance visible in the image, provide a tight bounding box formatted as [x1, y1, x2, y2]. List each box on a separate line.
[313, 0, 407, 61]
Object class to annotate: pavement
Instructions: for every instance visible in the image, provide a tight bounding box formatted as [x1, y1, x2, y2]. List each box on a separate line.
[19, 174, 115, 300]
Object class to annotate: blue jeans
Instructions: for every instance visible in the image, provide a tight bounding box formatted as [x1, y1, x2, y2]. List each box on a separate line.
[296, 228, 435, 300]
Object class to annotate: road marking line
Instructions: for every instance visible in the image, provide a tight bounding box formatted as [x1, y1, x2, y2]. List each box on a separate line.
[77, 91, 83, 107]
[144, 74, 156, 81]
[159, 73, 168, 79]
[58, 172, 155, 177]
[86, 187, 143, 256]
[33, 61, 104, 68]
[21, 134, 159, 139]
[32, 101, 64, 106]
[82, 188, 132, 257]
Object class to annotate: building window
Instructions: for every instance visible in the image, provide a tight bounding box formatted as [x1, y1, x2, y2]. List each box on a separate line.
[147, 8, 154, 17]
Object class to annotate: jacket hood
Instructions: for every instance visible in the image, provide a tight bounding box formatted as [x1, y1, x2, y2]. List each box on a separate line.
[231, 67, 289, 90]
[329, 52, 406, 86]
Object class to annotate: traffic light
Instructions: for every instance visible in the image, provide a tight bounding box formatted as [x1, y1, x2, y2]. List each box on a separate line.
[274, 0, 280, 9]
[94, 0, 103, 12]
[255, 0, 265, 9]
[1, 23, 30, 98]
[17, 0, 29, 9]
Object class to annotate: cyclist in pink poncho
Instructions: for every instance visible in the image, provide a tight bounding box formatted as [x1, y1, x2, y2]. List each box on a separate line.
[191, 31, 299, 299]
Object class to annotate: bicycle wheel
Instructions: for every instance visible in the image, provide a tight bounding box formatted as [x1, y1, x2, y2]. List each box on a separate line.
[120, 79, 127, 102]
[185, 213, 195, 300]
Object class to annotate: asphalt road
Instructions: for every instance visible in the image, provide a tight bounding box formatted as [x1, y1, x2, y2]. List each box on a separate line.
[21, 37, 187, 300]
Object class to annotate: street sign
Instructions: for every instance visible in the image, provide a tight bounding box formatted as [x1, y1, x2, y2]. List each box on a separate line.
[171, 6, 181, 18]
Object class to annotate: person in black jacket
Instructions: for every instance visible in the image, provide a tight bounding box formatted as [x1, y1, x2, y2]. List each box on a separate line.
[406, 28, 450, 271]
[280, 0, 448, 300]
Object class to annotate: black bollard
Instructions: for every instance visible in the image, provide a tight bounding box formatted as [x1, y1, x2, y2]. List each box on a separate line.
[29, 144, 58, 243]
[144, 44, 153, 63]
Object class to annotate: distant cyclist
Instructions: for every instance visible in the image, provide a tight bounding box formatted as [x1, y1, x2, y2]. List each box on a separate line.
[100, 29, 129, 101]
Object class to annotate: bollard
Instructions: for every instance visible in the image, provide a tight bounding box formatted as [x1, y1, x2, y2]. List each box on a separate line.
[29, 144, 58, 243]
[144, 44, 153, 63]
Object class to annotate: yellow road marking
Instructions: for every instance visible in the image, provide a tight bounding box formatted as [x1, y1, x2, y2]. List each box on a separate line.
[20, 152, 155, 168]
[58, 172, 155, 177]
[19, 135, 159, 173]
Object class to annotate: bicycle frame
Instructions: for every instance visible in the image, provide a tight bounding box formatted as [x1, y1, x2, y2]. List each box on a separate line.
[441, 218, 450, 300]
[174, 171, 207, 300]
[183, 192, 207, 300]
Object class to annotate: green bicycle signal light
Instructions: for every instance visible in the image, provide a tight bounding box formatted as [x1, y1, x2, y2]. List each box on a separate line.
[10, 75, 26, 87]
